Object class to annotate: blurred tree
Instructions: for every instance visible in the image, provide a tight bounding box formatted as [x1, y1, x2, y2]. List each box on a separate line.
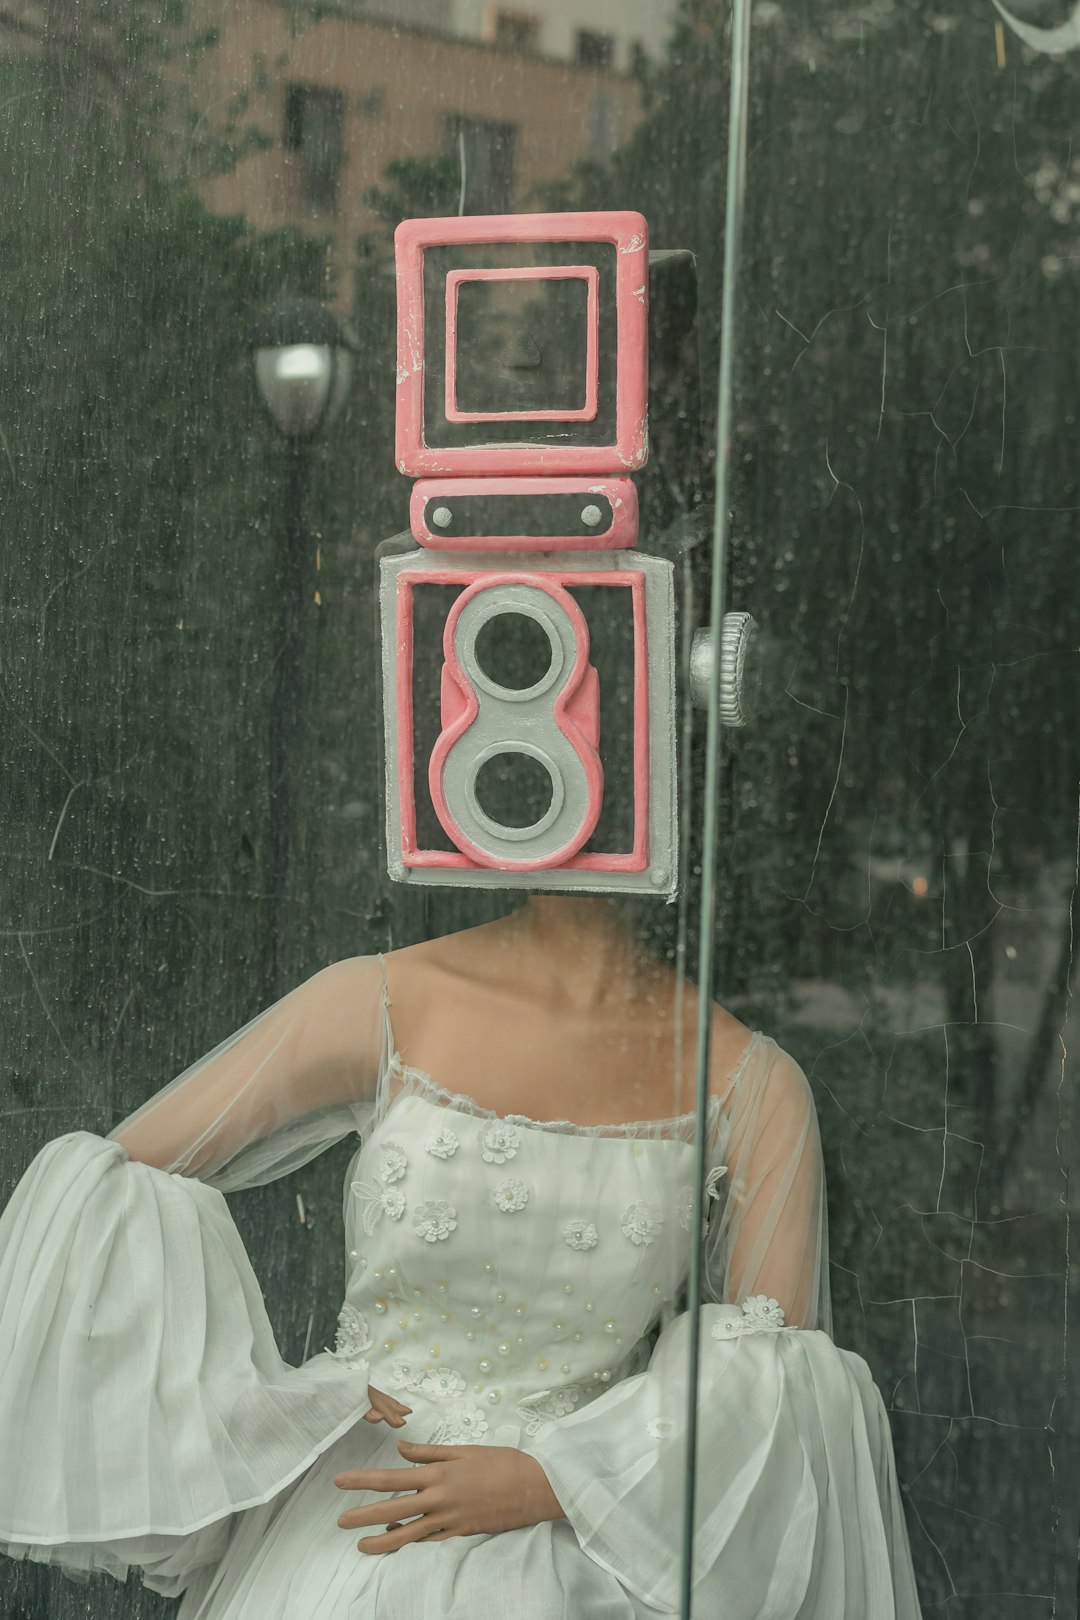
[0, 11, 329, 1122]
[534, 0, 1079, 1177]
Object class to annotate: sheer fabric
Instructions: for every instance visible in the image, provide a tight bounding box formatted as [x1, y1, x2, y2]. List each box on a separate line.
[100, 952, 829, 1327]
[108, 956, 387, 1191]
[0, 952, 919, 1615]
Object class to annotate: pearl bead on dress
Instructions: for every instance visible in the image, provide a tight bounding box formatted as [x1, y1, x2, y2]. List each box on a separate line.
[340, 1097, 686, 1464]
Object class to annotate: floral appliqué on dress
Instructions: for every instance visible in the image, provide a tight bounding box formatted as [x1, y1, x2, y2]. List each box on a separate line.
[620, 1201, 664, 1246]
[377, 1142, 408, 1184]
[413, 1199, 458, 1242]
[712, 1296, 787, 1338]
[429, 1403, 489, 1445]
[479, 1120, 520, 1164]
[351, 1179, 407, 1237]
[562, 1219, 598, 1251]
[493, 1177, 529, 1213]
[389, 1360, 467, 1399]
[515, 1386, 582, 1437]
[425, 1125, 460, 1160]
[325, 1304, 373, 1364]
[677, 1164, 728, 1233]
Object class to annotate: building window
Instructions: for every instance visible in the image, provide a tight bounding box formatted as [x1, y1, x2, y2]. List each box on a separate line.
[575, 29, 614, 70]
[283, 83, 346, 215]
[486, 8, 539, 52]
[446, 115, 517, 214]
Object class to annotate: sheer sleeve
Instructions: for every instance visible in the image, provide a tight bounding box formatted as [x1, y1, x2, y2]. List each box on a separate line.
[0, 955, 390, 1597]
[703, 1034, 830, 1333]
[528, 1033, 921, 1618]
[108, 953, 389, 1192]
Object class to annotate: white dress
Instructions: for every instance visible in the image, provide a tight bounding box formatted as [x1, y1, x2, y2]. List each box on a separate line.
[0, 956, 922, 1618]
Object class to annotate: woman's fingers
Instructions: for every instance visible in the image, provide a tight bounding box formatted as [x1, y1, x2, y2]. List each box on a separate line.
[363, 1386, 413, 1427]
[396, 1439, 455, 1460]
[335, 1465, 431, 1492]
[337, 1487, 427, 1529]
[356, 1515, 445, 1555]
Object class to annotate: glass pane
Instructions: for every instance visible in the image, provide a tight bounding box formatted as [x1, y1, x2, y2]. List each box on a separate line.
[4, 1, 1071, 1617]
[0, 5, 706, 1617]
[676, 1, 1078, 1613]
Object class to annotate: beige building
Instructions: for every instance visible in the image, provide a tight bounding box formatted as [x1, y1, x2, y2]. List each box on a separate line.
[360, 0, 681, 73]
[449, 0, 679, 72]
[194, 1, 646, 304]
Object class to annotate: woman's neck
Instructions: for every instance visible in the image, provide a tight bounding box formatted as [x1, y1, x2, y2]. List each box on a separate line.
[498, 895, 659, 1011]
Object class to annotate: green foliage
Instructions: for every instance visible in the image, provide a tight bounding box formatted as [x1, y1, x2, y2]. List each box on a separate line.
[0, 39, 331, 1112]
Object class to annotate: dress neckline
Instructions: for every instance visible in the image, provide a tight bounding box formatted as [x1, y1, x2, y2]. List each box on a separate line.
[380, 1029, 761, 1141]
[375, 949, 761, 1140]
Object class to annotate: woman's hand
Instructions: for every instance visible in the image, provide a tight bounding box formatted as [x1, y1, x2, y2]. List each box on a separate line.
[363, 1385, 412, 1428]
[334, 1439, 564, 1553]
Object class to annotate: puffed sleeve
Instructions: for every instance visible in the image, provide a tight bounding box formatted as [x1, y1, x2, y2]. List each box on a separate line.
[527, 1036, 923, 1619]
[0, 955, 388, 1597]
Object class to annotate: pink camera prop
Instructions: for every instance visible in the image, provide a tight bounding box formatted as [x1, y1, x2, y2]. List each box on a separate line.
[381, 210, 677, 896]
[395, 211, 648, 482]
[409, 477, 638, 552]
[443, 266, 600, 425]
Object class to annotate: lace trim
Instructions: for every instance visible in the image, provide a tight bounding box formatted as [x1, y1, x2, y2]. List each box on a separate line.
[374, 953, 759, 1144]
[712, 1296, 788, 1338]
[382, 1056, 742, 1143]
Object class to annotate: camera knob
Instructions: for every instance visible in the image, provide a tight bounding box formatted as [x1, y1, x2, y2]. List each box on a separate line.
[689, 612, 759, 726]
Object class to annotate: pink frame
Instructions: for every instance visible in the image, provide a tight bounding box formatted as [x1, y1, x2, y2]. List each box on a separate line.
[444, 265, 599, 424]
[410, 476, 638, 551]
[395, 211, 648, 476]
[428, 577, 603, 870]
[395, 568, 650, 874]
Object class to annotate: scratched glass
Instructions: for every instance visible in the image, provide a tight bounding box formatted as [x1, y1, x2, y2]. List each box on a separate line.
[0, 3, 1076, 1618]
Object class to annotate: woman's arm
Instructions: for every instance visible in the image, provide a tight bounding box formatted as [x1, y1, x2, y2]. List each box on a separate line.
[110, 955, 387, 1186]
[708, 1030, 827, 1331]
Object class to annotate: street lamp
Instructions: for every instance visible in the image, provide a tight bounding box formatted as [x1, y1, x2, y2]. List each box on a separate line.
[247, 297, 358, 1000]
[249, 297, 356, 439]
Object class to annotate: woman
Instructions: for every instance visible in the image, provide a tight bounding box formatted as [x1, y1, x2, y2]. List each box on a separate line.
[0, 897, 921, 1617]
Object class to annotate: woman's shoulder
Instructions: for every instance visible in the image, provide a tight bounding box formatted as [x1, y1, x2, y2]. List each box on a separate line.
[717, 1026, 819, 1143]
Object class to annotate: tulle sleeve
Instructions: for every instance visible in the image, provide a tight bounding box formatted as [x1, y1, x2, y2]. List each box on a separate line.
[702, 1033, 830, 1333]
[528, 1034, 922, 1619]
[0, 955, 390, 1597]
[107, 953, 389, 1191]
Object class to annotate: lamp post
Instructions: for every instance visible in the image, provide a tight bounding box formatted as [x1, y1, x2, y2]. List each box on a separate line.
[247, 297, 357, 1001]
